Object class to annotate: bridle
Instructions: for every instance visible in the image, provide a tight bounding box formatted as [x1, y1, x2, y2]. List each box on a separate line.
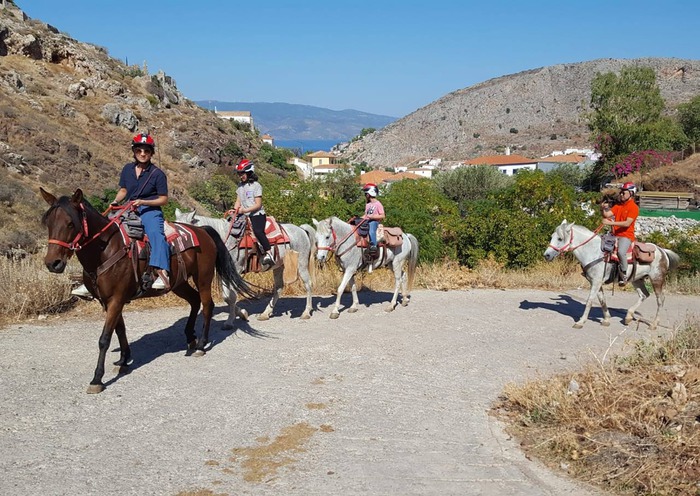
[316, 218, 365, 258]
[548, 224, 604, 253]
[48, 202, 129, 251]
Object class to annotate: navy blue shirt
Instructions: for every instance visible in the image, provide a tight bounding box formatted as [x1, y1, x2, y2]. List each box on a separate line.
[118, 162, 168, 203]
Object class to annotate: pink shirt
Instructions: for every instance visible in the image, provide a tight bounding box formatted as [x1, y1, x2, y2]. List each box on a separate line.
[364, 199, 385, 219]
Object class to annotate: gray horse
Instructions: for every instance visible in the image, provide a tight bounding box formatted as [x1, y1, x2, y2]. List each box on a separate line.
[544, 219, 680, 329]
[175, 209, 316, 326]
[312, 216, 419, 319]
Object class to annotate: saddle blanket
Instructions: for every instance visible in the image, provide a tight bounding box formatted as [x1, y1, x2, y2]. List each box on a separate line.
[119, 220, 200, 256]
[238, 216, 290, 249]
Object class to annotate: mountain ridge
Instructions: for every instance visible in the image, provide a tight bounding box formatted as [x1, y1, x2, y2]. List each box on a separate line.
[340, 57, 700, 167]
[196, 100, 396, 141]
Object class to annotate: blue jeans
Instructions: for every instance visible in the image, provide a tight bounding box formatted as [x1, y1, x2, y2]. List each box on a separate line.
[139, 207, 170, 272]
[368, 220, 379, 246]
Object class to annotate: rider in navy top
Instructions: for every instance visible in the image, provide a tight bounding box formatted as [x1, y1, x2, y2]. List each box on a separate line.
[114, 133, 170, 290]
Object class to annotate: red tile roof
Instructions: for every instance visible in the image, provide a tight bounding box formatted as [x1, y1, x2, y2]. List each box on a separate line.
[464, 154, 537, 166]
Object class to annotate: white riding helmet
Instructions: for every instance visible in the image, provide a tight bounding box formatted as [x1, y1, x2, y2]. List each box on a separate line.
[363, 183, 378, 197]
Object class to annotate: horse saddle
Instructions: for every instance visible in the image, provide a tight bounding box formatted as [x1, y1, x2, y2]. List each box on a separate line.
[117, 219, 200, 259]
[236, 215, 290, 249]
[607, 241, 656, 264]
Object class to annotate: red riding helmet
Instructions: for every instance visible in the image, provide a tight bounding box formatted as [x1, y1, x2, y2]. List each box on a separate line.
[362, 183, 378, 197]
[621, 182, 637, 195]
[236, 159, 254, 173]
[131, 133, 155, 150]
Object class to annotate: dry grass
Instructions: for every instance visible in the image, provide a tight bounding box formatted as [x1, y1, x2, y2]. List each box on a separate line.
[495, 317, 700, 495]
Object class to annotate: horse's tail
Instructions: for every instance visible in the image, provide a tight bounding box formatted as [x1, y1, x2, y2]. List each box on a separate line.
[406, 233, 419, 292]
[664, 248, 680, 272]
[300, 223, 317, 285]
[203, 225, 257, 299]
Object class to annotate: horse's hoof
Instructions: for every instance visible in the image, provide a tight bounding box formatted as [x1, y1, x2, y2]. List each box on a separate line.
[86, 384, 104, 394]
[239, 309, 249, 321]
[112, 365, 130, 375]
[347, 307, 358, 314]
[187, 340, 197, 351]
[572, 323, 583, 329]
[401, 301, 409, 307]
[193, 350, 206, 357]
[385, 305, 395, 313]
[624, 318, 633, 326]
[301, 313, 311, 320]
[257, 314, 270, 321]
[330, 312, 339, 320]
[601, 321, 610, 327]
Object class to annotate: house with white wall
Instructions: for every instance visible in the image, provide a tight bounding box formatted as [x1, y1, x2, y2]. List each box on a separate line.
[459, 154, 538, 176]
[261, 134, 274, 146]
[215, 110, 254, 129]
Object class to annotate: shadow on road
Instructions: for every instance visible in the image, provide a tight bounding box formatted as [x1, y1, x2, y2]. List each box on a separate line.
[519, 293, 627, 325]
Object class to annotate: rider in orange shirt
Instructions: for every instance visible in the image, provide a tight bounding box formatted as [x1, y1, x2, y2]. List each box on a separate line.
[601, 181, 639, 286]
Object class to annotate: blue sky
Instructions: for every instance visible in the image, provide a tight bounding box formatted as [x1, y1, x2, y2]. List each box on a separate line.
[20, 0, 700, 118]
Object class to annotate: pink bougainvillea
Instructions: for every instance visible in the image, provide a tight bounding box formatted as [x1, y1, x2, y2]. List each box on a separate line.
[611, 150, 673, 178]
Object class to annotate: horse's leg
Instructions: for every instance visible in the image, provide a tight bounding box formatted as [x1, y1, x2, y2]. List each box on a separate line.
[112, 313, 131, 373]
[400, 269, 409, 307]
[385, 262, 402, 312]
[221, 281, 246, 329]
[258, 267, 284, 321]
[346, 274, 360, 314]
[596, 286, 612, 327]
[648, 275, 666, 331]
[171, 283, 201, 353]
[299, 259, 313, 320]
[573, 279, 603, 329]
[330, 269, 355, 319]
[87, 301, 124, 393]
[194, 277, 215, 356]
[625, 279, 650, 327]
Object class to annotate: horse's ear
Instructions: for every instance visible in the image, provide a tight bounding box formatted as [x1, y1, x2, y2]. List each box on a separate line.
[561, 219, 568, 226]
[40, 187, 57, 205]
[312, 218, 318, 226]
[71, 189, 84, 204]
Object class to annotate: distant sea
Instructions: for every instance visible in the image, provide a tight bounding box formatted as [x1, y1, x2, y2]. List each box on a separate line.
[274, 139, 343, 153]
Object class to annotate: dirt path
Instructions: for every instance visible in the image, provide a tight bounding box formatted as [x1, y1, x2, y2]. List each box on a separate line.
[1, 288, 697, 496]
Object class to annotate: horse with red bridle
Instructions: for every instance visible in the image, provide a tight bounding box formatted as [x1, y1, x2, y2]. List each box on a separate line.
[40, 187, 253, 393]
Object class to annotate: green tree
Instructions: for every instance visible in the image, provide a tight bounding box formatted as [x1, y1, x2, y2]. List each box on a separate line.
[587, 66, 686, 184]
[382, 179, 461, 262]
[434, 165, 512, 214]
[678, 95, 700, 153]
[189, 172, 237, 214]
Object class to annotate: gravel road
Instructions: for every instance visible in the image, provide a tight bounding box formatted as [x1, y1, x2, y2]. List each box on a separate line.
[1, 288, 697, 496]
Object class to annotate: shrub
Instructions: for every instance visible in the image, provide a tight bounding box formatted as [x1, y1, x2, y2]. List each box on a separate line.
[611, 149, 673, 178]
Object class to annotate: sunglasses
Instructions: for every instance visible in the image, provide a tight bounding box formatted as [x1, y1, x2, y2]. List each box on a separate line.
[134, 148, 153, 154]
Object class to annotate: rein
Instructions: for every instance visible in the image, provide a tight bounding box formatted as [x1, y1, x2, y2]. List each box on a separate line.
[317, 218, 366, 257]
[549, 224, 604, 253]
[48, 202, 132, 251]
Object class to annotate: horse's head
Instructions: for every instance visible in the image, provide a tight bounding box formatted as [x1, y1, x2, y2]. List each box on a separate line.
[312, 217, 333, 264]
[40, 187, 85, 273]
[174, 208, 198, 225]
[543, 219, 574, 262]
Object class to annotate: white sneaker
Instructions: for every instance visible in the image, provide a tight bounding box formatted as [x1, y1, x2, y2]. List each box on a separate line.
[151, 276, 167, 290]
[71, 284, 92, 297]
[261, 254, 274, 267]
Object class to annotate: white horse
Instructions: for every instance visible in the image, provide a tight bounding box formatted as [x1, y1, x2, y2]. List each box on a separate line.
[175, 209, 316, 326]
[544, 220, 680, 330]
[312, 216, 419, 319]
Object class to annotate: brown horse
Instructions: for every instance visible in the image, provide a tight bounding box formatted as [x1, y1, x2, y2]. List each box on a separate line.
[40, 188, 253, 393]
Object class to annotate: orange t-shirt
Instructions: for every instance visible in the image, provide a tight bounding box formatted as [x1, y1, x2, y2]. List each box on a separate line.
[610, 199, 639, 241]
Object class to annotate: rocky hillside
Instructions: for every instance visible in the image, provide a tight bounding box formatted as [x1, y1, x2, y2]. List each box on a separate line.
[341, 58, 700, 168]
[0, 2, 260, 252]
